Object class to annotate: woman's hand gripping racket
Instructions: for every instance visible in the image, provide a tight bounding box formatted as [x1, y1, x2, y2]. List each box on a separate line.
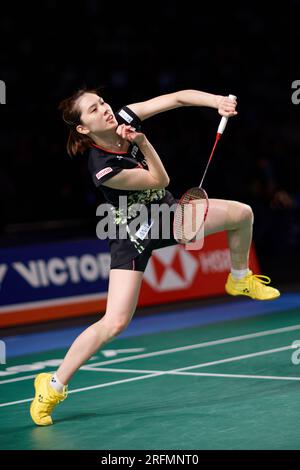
[173, 94, 237, 244]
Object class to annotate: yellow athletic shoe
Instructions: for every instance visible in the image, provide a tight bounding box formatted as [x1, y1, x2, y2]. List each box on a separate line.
[225, 270, 280, 300]
[30, 373, 67, 426]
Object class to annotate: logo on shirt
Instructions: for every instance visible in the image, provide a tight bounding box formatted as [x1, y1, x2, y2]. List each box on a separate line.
[96, 167, 113, 180]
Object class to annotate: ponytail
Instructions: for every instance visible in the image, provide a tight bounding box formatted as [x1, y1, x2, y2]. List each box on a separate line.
[66, 127, 93, 157]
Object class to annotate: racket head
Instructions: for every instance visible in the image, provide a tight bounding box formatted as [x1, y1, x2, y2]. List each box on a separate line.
[173, 187, 209, 244]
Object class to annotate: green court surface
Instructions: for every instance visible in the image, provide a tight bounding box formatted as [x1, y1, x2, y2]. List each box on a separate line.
[1, 308, 300, 450]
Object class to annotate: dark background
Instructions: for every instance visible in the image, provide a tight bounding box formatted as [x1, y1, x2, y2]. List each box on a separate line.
[0, 1, 300, 283]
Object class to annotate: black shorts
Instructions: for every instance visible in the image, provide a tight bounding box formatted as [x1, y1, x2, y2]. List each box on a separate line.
[111, 232, 179, 272]
[110, 191, 180, 272]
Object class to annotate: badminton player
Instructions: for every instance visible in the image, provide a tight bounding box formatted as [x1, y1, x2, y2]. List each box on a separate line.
[30, 88, 280, 425]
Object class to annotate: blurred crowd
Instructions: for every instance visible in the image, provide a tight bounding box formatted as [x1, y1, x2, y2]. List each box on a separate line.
[0, 0, 299, 265]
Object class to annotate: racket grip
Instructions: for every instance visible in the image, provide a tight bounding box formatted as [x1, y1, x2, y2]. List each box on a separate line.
[217, 94, 237, 135]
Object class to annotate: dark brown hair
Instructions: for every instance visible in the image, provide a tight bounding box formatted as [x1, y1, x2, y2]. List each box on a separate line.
[58, 88, 99, 157]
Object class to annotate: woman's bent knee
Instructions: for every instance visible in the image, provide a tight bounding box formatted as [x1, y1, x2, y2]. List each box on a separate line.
[239, 203, 254, 225]
[227, 201, 254, 228]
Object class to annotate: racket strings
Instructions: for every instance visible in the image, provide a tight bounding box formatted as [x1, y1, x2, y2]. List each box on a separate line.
[174, 188, 208, 243]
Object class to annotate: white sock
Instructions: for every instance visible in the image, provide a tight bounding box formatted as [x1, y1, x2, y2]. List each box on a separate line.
[231, 268, 250, 280]
[50, 373, 65, 393]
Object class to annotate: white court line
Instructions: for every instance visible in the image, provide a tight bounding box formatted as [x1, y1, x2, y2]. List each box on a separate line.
[81, 366, 300, 382]
[0, 344, 296, 408]
[83, 323, 300, 368]
[1, 344, 293, 385]
[0, 374, 43, 385]
[172, 345, 293, 372]
[84, 346, 293, 372]
[2, 369, 300, 408]
[1, 323, 299, 386]
[176, 372, 300, 381]
[80, 345, 294, 374]
[80, 366, 159, 374]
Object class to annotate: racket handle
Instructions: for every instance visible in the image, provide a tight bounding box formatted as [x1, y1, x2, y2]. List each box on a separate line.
[217, 94, 237, 136]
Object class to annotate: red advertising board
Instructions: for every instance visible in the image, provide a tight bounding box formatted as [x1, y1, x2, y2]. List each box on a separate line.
[140, 231, 260, 306]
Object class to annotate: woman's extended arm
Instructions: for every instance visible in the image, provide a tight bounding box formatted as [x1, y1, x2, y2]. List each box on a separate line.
[127, 89, 237, 121]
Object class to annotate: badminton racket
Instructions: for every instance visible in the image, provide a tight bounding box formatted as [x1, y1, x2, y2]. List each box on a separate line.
[173, 94, 237, 244]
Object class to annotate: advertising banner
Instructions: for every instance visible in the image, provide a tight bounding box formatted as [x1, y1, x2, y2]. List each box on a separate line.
[0, 233, 260, 327]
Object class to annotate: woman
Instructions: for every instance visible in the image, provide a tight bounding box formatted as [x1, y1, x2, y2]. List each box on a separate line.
[30, 88, 280, 426]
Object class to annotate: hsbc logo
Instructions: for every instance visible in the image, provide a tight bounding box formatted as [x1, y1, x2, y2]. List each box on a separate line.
[144, 245, 198, 291]
[199, 249, 231, 274]
[144, 246, 231, 292]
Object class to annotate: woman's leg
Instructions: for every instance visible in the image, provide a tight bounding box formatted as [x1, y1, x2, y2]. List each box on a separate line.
[30, 267, 146, 425]
[203, 199, 254, 269]
[55, 268, 144, 385]
[199, 198, 280, 300]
